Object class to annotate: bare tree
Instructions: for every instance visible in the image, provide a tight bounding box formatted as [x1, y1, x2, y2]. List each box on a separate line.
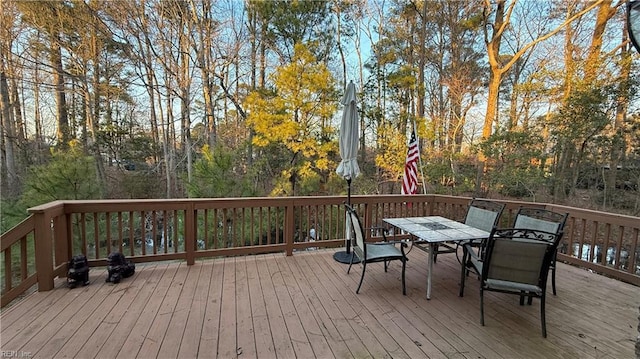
[481, 0, 603, 140]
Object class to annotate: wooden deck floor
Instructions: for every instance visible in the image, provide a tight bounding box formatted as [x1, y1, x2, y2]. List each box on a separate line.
[1, 247, 637, 358]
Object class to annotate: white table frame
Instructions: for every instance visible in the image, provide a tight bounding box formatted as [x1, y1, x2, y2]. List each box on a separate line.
[383, 216, 490, 300]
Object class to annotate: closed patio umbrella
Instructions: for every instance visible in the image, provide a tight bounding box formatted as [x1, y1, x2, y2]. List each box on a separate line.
[334, 81, 361, 264]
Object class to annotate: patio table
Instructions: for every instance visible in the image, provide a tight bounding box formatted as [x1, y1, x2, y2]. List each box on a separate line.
[383, 216, 490, 300]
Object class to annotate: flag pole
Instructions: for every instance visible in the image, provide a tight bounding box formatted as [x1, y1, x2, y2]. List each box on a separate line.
[412, 119, 428, 195]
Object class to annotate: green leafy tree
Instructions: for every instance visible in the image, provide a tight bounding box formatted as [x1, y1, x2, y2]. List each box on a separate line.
[19, 142, 102, 206]
[245, 43, 338, 196]
[549, 87, 612, 199]
[375, 124, 407, 192]
[187, 145, 254, 198]
[480, 130, 546, 199]
[248, 0, 333, 62]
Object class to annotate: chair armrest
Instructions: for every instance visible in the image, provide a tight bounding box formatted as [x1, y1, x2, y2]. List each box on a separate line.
[463, 243, 481, 261]
[370, 239, 408, 248]
[462, 242, 483, 275]
[366, 227, 409, 257]
[370, 240, 409, 258]
[464, 237, 489, 259]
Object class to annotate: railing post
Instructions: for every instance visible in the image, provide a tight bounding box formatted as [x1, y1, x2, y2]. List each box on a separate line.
[285, 202, 294, 256]
[53, 214, 70, 267]
[185, 203, 195, 265]
[32, 210, 54, 291]
[426, 195, 435, 216]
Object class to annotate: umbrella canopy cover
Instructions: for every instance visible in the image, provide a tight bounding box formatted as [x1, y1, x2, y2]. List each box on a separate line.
[336, 81, 360, 180]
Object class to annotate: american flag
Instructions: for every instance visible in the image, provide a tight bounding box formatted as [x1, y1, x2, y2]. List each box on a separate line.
[402, 131, 419, 195]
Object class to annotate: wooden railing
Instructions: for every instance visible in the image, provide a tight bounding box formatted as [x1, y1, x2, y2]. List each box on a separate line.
[1, 195, 638, 307]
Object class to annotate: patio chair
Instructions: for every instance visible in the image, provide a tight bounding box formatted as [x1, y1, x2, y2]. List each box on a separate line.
[461, 228, 561, 338]
[431, 198, 505, 262]
[345, 204, 408, 295]
[513, 207, 568, 295]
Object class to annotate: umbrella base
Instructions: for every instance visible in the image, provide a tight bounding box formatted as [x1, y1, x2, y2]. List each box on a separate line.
[333, 251, 361, 264]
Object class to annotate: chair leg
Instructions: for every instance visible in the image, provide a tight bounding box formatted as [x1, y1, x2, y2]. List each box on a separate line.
[347, 256, 354, 274]
[480, 287, 485, 326]
[459, 248, 468, 297]
[433, 244, 439, 263]
[356, 262, 366, 294]
[551, 251, 558, 295]
[459, 267, 466, 297]
[551, 264, 557, 295]
[401, 258, 407, 295]
[541, 294, 547, 338]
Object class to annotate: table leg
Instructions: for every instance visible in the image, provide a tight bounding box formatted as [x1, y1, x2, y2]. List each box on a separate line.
[427, 243, 434, 300]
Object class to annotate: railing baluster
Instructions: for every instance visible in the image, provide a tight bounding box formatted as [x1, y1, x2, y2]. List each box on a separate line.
[615, 226, 624, 270]
[140, 210, 146, 256]
[117, 212, 123, 253]
[93, 213, 100, 259]
[20, 238, 27, 280]
[128, 211, 135, 256]
[4, 246, 11, 292]
[80, 213, 87, 255]
[106, 212, 112, 255]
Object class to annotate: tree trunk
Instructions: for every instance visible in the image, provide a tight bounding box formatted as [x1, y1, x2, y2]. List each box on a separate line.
[583, 0, 616, 84]
[335, 3, 347, 88]
[144, 37, 160, 163]
[482, 0, 506, 140]
[9, 74, 24, 143]
[0, 62, 18, 197]
[51, 31, 70, 149]
[90, 29, 106, 197]
[416, 0, 427, 130]
[605, 28, 632, 206]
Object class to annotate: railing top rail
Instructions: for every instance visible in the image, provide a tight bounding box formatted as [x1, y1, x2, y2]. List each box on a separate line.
[0, 215, 34, 251]
[544, 203, 640, 223]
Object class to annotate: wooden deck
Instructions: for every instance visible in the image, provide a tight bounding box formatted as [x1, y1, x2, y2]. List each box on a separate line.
[1, 247, 637, 358]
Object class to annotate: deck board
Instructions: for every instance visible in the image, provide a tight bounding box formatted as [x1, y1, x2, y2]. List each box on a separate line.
[302, 253, 374, 358]
[178, 256, 211, 358]
[274, 255, 333, 358]
[37, 269, 121, 358]
[235, 256, 257, 359]
[245, 256, 275, 358]
[160, 261, 201, 358]
[312, 252, 438, 358]
[256, 254, 294, 358]
[310, 254, 399, 359]
[1, 248, 637, 359]
[72, 264, 166, 358]
[218, 258, 238, 358]
[117, 262, 178, 358]
[198, 256, 224, 358]
[293, 253, 354, 358]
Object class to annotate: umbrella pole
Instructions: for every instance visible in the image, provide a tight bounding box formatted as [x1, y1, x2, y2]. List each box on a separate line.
[346, 177, 352, 254]
[333, 177, 361, 264]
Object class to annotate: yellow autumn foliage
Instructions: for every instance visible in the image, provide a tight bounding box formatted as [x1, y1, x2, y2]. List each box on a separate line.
[245, 43, 339, 195]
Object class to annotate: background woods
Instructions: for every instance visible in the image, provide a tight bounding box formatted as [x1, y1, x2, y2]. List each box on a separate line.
[1, 0, 639, 232]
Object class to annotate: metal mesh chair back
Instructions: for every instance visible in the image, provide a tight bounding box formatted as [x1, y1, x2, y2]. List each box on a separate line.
[464, 199, 505, 232]
[485, 237, 550, 286]
[347, 207, 366, 257]
[513, 208, 568, 239]
[477, 228, 561, 337]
